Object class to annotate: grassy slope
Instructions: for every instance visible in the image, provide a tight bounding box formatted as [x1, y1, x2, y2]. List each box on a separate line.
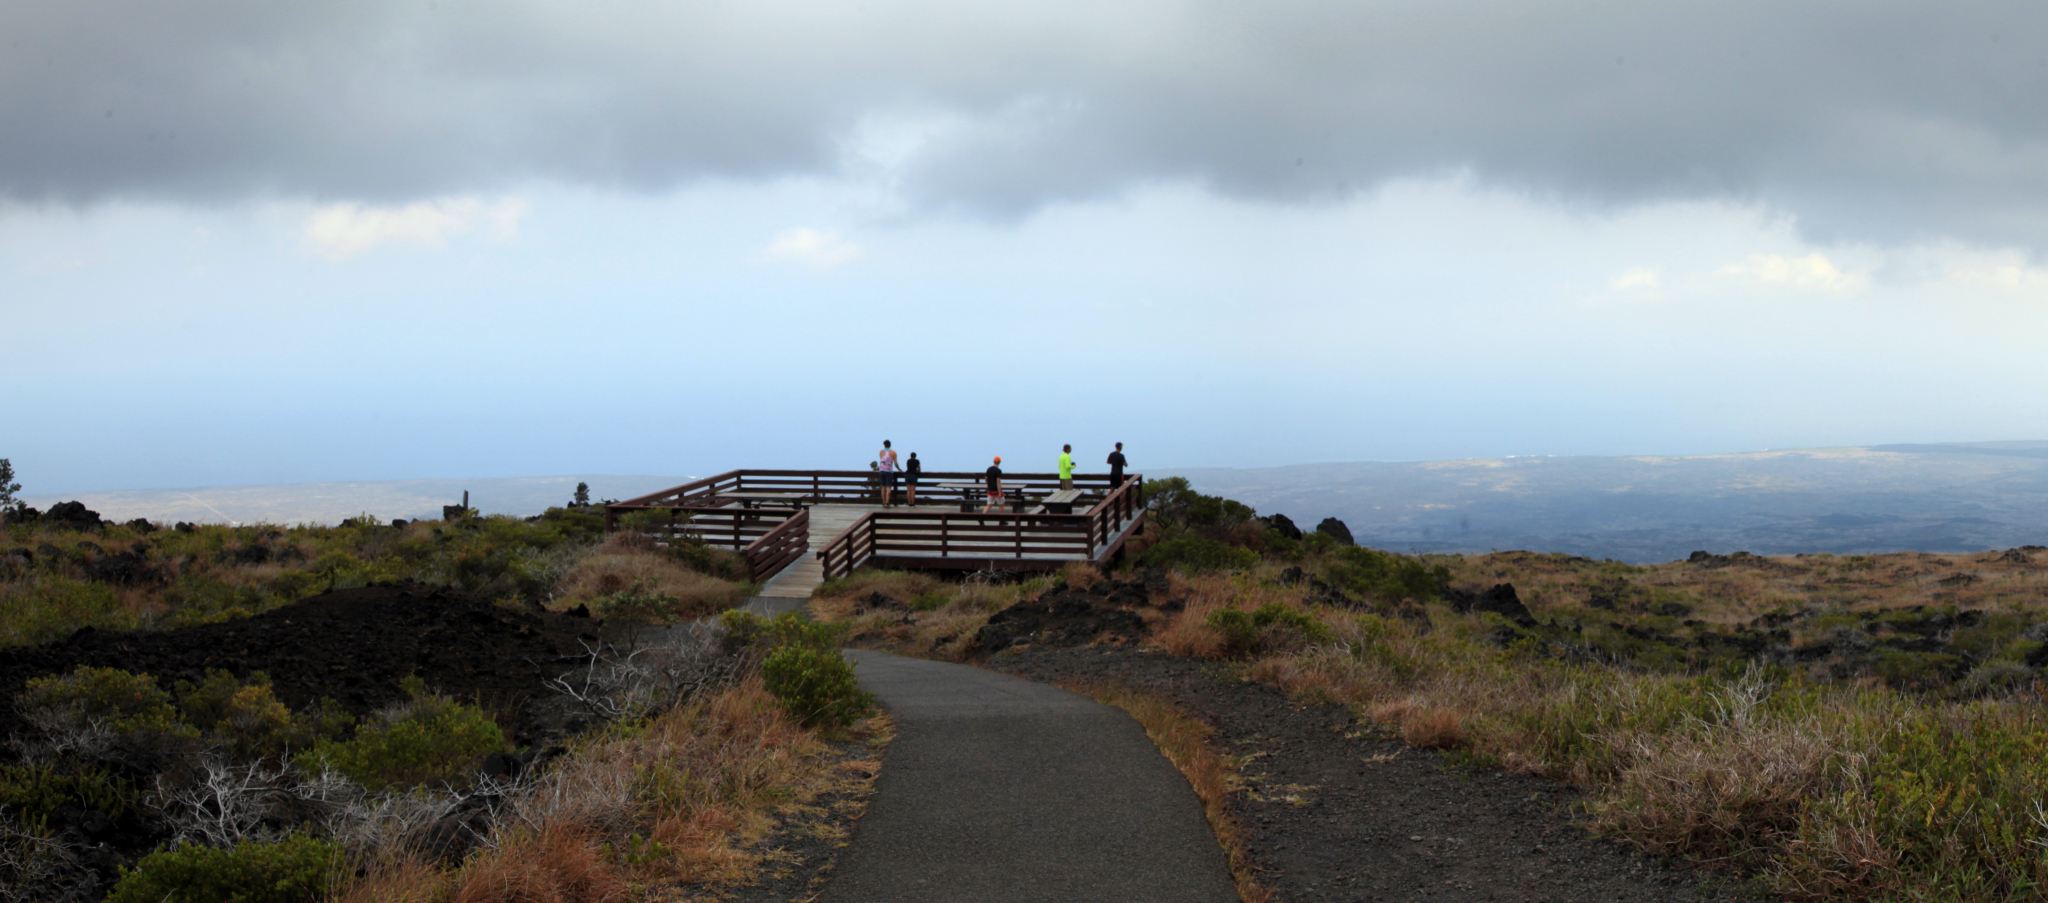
[813, 522, 2048, 902]
[0, 507, 751, 648]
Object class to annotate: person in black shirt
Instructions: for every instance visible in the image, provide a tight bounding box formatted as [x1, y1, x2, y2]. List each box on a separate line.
[905, 452, 922, 506]
[982, 456, 1004, 513]
[1107, 442, 1128, 490]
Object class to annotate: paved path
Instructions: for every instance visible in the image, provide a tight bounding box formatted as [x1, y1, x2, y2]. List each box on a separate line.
[820, 650, 1238, 903]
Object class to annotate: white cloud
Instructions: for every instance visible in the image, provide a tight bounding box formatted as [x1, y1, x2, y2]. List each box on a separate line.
[1715, 253, 1867, 294]
[762, 228, 862, 269]
[1945, 262, 2048, 294]
[302, 197, 527, 260]
[1609, 267, 1661, 291]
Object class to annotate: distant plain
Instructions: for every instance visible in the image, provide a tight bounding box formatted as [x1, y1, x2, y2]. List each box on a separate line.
[1173, 441, 2048, 563]
[25, 441, 2048, 564]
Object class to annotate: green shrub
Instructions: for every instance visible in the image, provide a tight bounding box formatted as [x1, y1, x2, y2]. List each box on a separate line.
[1135, 536, 1259, 573]
[0, 761, 135, 828]
[0, 576, 129, 647]
[107, 833, 340, 903]
[1141, 477, 1255, 532]
[762, 644, 872, 728]
[1874, 650, 1964, 690]
[1207, 603, 1333, 658]
[175, 671, 303, 757]
[1322, 546, 1448, 602]
[724, 612, 873, 728]
[293, 676, 505, 790]
[1260, 528, 1303, 560]
[595, 577, 685, 624]
[18, 666, 192, 739]
[668, 539, 748, 582]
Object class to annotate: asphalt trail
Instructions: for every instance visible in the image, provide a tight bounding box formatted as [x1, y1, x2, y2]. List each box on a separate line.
[820, 650, 1238, 903]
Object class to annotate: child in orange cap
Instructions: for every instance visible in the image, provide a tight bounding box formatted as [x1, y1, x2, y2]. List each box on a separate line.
[982, 456, 1004, 513]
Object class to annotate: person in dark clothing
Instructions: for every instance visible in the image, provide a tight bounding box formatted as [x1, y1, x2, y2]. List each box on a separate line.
[905, 452, 922, 506]
[983, 456, 1004, 513]
[1107, 442, 1128, 489]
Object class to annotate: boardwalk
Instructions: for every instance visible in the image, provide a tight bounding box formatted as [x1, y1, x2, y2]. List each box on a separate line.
[756, 504, 879, 599]
[609, 470, 1147, 589]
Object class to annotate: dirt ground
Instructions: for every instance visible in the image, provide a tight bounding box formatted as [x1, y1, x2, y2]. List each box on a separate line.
[0, 581, 602, 748]
[989, 647, 1771, 903]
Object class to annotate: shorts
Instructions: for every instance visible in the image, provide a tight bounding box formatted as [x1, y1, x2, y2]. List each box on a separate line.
[986, 488, 1003, 499]
[905, 475, 919, 488]
[880, 471, 898, 487]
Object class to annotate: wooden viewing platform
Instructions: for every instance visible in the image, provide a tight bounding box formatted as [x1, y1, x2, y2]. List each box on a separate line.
[605, 469, 1146, 592]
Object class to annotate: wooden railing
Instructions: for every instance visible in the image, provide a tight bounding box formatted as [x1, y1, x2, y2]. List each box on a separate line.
[817, 475, 1146, 578]
[817, 513, 878, 578]
[742, 508, 809, 583]
[606, 469, 1128, 527]
[607, 470, 1146, 580]
[651, 507, 792, 551]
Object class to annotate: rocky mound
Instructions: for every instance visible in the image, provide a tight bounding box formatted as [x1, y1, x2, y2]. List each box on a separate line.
[973, 571, 1172, 652]
[0, 582, 598, 748]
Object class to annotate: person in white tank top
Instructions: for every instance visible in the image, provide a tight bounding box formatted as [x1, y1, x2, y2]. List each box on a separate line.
[878, 440, 900, 506]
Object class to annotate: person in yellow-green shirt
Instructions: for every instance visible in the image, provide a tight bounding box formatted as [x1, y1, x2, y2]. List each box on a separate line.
[1058, 444, 1075, 491]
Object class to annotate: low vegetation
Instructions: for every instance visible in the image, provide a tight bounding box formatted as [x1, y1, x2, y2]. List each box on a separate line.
[0, 496, 754, 649]
[0, 472, 866, 902]
[812, 476, 2048, 902]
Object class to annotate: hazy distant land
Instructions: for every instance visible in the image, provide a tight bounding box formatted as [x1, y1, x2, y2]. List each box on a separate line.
[24, 442, 2048, 563]
[1173, 441, 2048, 563]
[18, 475, 691, 527]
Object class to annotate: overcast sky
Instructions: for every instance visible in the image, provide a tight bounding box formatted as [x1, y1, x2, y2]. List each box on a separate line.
[8, 0, 2048, 495]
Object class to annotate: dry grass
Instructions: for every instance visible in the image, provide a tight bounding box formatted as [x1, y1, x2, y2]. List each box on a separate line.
[1398, 707, 1467, 749]
[1071, 683, 1273, 903]
[1152, 577, 1300, 659]
[328, 678, 861, 902]
[554, 533, 745, 619]
[811, 570, 1052, 661]
[450, 823, 628, 903]
[329, 852, 450, 903]
[1144, 563, 2048, 900]
[1442, 548, 2048, 626]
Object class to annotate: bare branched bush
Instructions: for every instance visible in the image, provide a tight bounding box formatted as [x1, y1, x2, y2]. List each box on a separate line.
[0, 807, 73, 903]
[299, 767, 502, 859]
[543, 622, 741, 721]
[14, 709, 119, 764]
[149, 752, 295, 847]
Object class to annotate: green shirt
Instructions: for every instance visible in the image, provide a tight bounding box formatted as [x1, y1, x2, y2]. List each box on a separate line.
[1058, 452, 1074, 478]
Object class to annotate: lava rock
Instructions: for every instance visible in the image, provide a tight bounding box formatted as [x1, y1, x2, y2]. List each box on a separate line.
[1315, 518, 1354, 546]
[1265, 513, 1303, 541]
[83, 546, 161, 586]
[42, 501, 104, 531]
[1445, 583, 1535, 626]
[975, 589, 1147, 652]
[855, 591, 901, 614]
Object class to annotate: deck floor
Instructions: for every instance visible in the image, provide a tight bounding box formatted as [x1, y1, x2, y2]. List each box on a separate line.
[756, 504, 879, 598]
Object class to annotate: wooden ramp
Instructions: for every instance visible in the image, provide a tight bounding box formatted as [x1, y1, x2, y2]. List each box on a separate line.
[756, 504, 880, 599]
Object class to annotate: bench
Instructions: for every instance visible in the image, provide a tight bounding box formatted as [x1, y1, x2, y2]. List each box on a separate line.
[1030, 488, 1085, 515]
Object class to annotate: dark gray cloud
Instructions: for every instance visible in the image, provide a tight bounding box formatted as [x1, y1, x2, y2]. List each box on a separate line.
[6, 0, 2048, 246]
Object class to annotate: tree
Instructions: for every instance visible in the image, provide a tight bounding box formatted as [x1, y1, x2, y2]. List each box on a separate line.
[0, 458, 18, 510]
[573, 482, 590, 506]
